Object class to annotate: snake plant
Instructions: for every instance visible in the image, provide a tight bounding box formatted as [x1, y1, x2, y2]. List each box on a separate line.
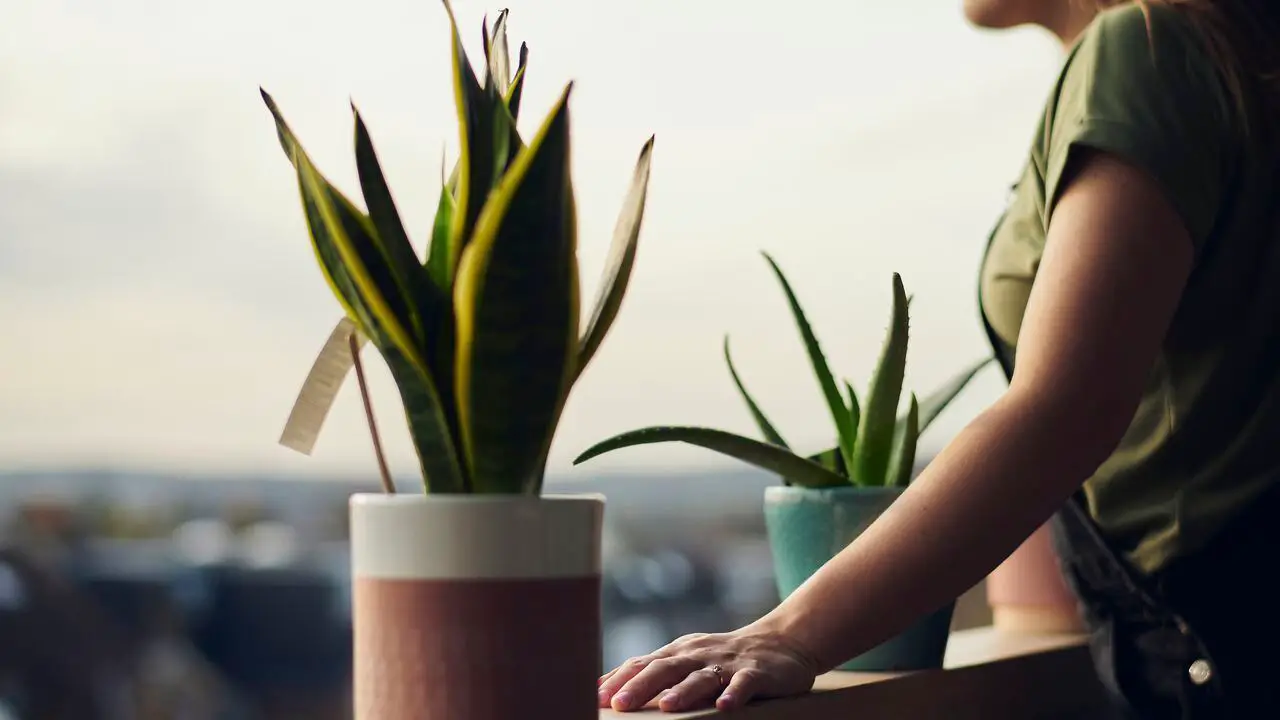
[262, 2, 654, 494]
[575, 254, 992, 488]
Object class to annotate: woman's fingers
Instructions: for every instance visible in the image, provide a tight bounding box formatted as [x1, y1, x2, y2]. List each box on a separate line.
[610, 656, 704, 712]
[657, 666, 728, 712]
[716, 668, 765, 711]
[598, 656, 653, 706]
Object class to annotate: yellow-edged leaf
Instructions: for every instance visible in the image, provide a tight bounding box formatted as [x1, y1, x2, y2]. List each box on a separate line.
[263, 89, 466, 492]
[485, 8, 512, 91]
[506, 43, 529, 121]
[575, 135, 654, 379]
[352, 105, 449, 346]
[441, 0, 505, 280]
[453, 83, 579, 494]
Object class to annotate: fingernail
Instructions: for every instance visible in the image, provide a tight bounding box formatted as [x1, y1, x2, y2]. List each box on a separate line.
[598, 690, 609, 705]
[660, 692, 679, 706]
[612, 691, 632, 710]
[717, 694, 735, 707]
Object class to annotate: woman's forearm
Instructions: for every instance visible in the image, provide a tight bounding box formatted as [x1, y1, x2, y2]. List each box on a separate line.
[757, 390, 1121, 672]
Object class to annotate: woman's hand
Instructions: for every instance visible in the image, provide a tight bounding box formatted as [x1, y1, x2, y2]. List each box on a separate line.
[597, 619, 823, 713]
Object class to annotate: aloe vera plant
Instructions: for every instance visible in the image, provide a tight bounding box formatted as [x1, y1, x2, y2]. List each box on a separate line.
[263, 2, 654, 495]
[575, 254, 992, 488]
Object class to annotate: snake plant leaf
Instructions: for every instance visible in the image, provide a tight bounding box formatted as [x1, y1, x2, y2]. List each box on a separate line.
[382, 348, 468, 493]
[853, 273, 910, 486]
[426, 181, 457, 292]
[263, 89, 466, 493]
[485, 8, 512, 92]
[262, 90, 419, 363]
[575, 427, 848, 489]
[886, 393, 920, 487]
[441, 0, 504, 281]
[724, 336, 789, 449]
[918, 356, 994, 434]
[761, 252, 856, 473]
[476, 10, 523, 177]
[576, 135, 654, 378]
[267, 91, 379, 459]
[454, 83, 579, 494]
[844, 379, 861, 445]
[507, 43, 529, 121]
[352, 106, 449, 348]
[355, 110, 465, 453]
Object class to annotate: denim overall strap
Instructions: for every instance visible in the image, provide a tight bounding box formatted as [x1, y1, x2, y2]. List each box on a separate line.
[1049, 495, 1225, 719]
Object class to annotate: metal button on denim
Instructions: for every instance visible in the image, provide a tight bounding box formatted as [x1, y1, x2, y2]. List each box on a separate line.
[1188, 659, 1213, 686]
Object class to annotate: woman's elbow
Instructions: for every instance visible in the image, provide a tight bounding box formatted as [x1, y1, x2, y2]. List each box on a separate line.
[998, 382, 1138, 483]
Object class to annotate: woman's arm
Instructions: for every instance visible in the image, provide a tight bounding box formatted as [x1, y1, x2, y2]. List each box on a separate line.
[597, 150, 1198, 713]
[763, 149, 1195, 672]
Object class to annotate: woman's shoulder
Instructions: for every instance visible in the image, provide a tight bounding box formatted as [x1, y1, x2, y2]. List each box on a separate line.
[1032, 2, 1238, 247]
[1057, 2, 1231, 121]
[1086, 1, 1195, 51]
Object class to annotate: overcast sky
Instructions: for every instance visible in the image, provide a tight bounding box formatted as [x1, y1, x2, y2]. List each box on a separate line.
[0, 0, 1064, 482]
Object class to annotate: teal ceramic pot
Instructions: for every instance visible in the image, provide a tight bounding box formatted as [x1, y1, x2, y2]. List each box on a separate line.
[763, 484, 955, 672]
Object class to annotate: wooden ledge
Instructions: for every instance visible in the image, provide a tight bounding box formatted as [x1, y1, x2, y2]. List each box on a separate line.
[600, 627, 1109, 719]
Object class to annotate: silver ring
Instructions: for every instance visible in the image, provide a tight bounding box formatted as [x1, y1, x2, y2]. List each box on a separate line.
[707, 664, 726, 686]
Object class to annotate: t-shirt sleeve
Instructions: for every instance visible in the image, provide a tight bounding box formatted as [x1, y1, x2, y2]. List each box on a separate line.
[1040, 4, 1236, 251]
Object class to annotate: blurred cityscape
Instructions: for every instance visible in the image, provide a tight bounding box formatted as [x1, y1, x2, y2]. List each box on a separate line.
[0, 457, 988, 720]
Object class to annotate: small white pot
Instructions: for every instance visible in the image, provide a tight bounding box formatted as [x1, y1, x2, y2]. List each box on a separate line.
[350, 493, 605, 720]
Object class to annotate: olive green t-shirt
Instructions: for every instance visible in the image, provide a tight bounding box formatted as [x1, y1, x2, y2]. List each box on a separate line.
[979, 3, 1280, 574]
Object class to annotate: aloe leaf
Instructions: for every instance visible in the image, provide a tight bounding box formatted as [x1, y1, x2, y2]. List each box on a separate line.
[886, 393, 920, 487]
[723, 336, 789, 449]
[263, 89, 466, 493]
[853, 273, 910, 486]
[761, 252, 855, 472]
[575, 136, 654, 378]
[454, 83, 578, 494]
[575, 427, 848, 489]
[919, 356, 995, 435]
[807, 446, 846, 478]
[844, 379, 861, 446]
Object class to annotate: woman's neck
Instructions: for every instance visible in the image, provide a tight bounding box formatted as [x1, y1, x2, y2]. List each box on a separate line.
[1048, 2, 1101, 49]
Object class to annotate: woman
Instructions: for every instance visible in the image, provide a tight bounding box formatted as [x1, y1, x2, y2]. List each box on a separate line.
[597, 1, 1280, 717]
